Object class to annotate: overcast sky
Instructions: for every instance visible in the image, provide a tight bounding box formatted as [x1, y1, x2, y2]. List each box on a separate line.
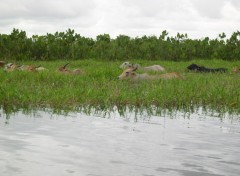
[0, 0, 240, 39]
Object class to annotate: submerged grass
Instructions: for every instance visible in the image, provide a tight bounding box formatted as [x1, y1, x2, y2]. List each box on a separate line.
[0, 59, 240, 115]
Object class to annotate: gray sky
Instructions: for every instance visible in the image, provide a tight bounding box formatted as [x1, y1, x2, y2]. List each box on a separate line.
[0, 0, 240, 39]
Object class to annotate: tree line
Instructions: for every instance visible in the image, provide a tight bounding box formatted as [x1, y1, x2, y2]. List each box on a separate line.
[0, 28, 239, 61]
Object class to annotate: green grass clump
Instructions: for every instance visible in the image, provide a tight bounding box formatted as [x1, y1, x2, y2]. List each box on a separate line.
[0, 59, 240, 115]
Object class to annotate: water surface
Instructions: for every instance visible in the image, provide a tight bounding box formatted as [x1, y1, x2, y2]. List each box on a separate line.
[0, 109, 240, 176]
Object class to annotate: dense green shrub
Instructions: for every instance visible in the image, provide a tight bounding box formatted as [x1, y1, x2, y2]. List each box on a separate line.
[0, 28, 239, 61]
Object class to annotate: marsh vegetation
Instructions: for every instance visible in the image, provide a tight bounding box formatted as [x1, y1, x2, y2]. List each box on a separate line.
[0, 59, 240, 115]
[1, 29, 240, 115]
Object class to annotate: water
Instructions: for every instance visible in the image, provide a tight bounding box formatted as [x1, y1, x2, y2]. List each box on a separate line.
[0, 109, 240, 176]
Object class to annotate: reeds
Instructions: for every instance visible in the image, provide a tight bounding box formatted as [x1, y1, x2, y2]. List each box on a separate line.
[0, 59, 240, 115]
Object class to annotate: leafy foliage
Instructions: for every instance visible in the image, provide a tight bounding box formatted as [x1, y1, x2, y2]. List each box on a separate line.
[1, 28, 240, 61]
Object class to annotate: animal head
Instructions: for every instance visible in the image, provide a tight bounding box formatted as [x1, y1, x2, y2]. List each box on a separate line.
[6, 63, 14, 69]
[187, 64, 200, 71]
[5, 63, 19, 71]
[118, 67, 138, 80]
[119, 61, 133, 69]
[58, 63, 70, 72]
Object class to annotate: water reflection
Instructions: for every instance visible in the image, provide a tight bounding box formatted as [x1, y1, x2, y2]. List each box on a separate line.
[0, 109, 240, 176]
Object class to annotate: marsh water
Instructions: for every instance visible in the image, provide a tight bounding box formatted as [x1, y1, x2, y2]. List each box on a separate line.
[0, 109, 240, 176]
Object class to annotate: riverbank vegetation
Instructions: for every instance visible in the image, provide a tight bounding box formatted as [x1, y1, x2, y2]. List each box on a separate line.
[0, 59, 240, 115]
[0, 29, 240, 62]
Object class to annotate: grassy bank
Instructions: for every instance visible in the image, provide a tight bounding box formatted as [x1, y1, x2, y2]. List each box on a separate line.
[0, 59, 240, 115]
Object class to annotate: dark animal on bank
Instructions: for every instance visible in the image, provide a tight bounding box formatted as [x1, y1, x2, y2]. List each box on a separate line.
[187, 64, 227, 73]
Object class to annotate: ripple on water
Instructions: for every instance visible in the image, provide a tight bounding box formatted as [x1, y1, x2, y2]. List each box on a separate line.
[0, 109, 240, 176]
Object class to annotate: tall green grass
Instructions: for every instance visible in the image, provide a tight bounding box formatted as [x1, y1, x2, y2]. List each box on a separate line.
[0, 59, 240, 115]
